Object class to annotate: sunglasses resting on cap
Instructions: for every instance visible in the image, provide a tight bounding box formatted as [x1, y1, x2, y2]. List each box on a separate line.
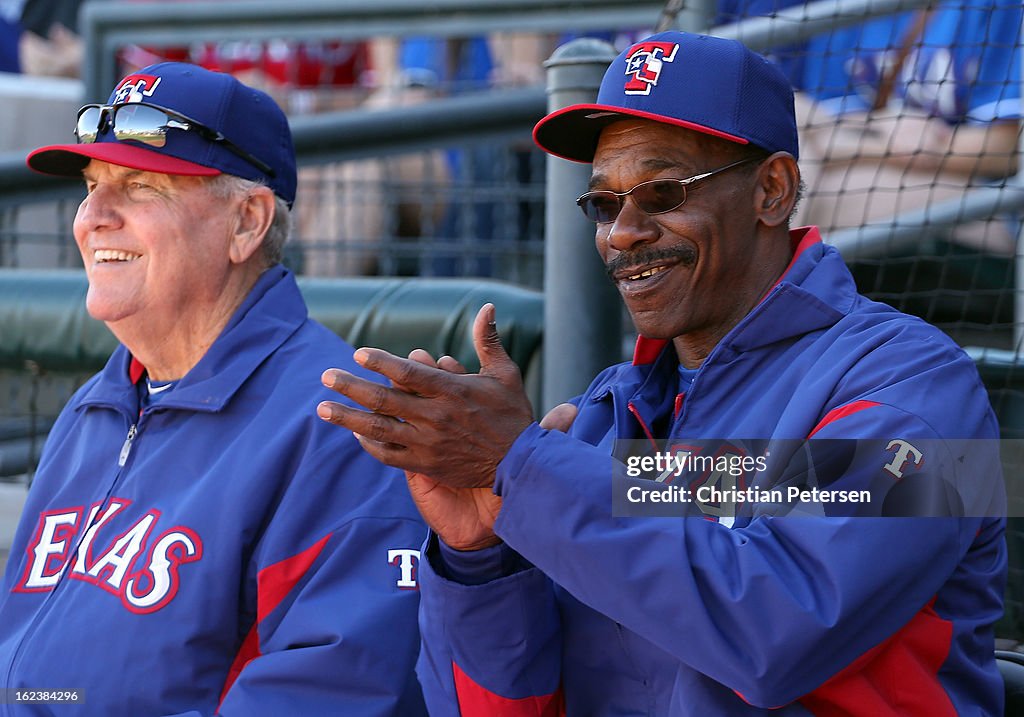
[25, 62, 298, 206]
[76, 102, 276, 178]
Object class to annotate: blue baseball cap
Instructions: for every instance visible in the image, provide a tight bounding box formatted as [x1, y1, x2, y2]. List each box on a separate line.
[27, 62, 297, 206]
[533, 31, 799, 163]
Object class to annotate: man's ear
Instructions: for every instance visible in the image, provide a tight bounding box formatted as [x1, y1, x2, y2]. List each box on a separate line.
[229, 186, 276, 265]
[753, 152, 800, 228]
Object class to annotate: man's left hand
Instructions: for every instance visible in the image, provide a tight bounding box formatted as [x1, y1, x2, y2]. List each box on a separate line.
[317, 303, 535, 489]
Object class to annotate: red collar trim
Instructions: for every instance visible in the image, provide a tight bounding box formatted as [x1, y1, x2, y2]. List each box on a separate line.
[631, 226, 822, 366]
[128, 356, 146, 385]
[632, 335, 669, 366]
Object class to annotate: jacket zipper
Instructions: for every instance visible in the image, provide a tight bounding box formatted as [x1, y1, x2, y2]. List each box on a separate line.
[118, 423, 138, 467]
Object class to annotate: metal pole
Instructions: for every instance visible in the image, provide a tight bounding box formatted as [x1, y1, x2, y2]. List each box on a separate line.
[542, 38, 621, 411]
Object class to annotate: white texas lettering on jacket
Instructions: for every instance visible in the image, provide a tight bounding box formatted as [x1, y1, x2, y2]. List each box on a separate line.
[14, 498, 203, 614]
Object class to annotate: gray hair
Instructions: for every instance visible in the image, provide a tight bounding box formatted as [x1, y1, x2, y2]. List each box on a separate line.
[207, 174, 292, 267]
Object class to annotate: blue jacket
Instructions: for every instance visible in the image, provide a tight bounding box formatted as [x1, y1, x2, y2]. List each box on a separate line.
[0, 267, 428, 716]
[417, 229, 1006, 716]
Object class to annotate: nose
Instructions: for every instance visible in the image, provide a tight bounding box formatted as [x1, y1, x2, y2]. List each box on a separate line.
[601, 198, 660, 254]
[73, 183, 123, 239]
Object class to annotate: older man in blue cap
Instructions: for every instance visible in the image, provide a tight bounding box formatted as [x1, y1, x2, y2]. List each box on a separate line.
[0, 63, 427, 716]
[319, 31, 1006, 715]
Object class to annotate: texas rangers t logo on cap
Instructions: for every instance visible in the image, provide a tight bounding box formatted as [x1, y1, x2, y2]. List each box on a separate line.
[623, 42, 679, 95]
[112, 75, 162, 104]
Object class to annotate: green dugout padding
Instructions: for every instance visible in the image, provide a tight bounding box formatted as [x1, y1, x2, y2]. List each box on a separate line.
[0, 269, 544, 379]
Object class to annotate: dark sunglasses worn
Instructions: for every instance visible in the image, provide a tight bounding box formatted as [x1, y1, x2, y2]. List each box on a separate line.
[75, 102, 276, 178]
[576, 157, 759, 224]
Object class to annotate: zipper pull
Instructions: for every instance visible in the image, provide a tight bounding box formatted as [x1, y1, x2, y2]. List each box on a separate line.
[118, 424, 138, 467]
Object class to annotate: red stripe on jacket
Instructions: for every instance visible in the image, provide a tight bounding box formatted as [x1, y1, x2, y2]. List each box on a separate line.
[217, 533, 333, 707]
[453, 661, 565, 717]
[808, 400, 881, 438]
[799, 599, 956, 715]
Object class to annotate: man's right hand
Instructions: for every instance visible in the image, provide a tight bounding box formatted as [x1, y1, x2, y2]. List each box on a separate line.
[400, 349, 577, 551]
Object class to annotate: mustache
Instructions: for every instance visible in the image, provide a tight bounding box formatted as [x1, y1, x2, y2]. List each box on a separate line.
[605, 246, 697, 281]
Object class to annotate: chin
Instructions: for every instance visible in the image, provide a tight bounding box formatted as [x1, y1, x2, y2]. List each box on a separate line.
[628, 312, 688, 341]
[85, 292, 134, 325]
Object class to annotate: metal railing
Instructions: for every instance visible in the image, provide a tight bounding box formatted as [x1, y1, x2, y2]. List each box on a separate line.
[80, 0, 668, 100]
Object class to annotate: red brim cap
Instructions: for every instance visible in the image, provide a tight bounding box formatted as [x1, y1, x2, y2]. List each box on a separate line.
[27, 142, 222, 178]
[533, 103, 749, 164]
[532, 31, 799, 164]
